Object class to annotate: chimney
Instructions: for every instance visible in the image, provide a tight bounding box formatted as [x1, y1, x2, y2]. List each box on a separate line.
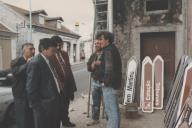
[75, 22, 80, 34]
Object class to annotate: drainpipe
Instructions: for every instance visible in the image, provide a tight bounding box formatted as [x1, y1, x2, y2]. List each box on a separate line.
[187, 0, 192, 55]
[108, 0, 113, 32]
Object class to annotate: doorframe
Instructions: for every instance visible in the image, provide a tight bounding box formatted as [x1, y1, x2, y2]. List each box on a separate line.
[131, 25, 185, 104]
[131, 25, 184, 68]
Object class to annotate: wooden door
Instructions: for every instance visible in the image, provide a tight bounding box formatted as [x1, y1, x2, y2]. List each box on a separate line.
[0, 38, 12, 69]
[141, 32, 175, 100]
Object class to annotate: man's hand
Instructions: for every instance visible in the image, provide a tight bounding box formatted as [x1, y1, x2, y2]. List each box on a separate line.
[91, 60, 101, 70]
[27, 58, 32, 63]
[91, 61, 96, 70]
[94, 61, 101, 66]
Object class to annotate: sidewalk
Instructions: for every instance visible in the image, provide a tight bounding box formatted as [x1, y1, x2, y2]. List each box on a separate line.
[66, 95, 164, 128]
[71, 62, 86, 72]
[72, 62, 85, 66]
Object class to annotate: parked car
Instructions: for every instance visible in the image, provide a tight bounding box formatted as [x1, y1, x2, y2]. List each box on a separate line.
[0, 70, 15, 126]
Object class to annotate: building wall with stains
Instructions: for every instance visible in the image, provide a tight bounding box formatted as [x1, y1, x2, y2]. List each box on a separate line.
[112, 0, 186, 103]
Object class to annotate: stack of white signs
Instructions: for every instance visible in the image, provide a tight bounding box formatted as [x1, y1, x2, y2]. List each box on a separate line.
[141, 55, 164, 113]
[164, 56, 192, 128]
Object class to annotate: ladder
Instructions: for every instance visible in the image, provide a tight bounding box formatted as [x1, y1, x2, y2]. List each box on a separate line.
[93, 0, 113, 33]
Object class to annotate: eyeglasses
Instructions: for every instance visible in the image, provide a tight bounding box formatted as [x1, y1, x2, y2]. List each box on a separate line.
[29, 48, 35, 51]
[57, 44, 63, 47]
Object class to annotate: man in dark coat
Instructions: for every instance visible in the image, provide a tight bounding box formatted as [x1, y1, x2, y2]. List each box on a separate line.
[11, 43, 35, 128]
[26, 38, 60, 128]
[50, 36, 77, 127]
[96, 31, 122, 128]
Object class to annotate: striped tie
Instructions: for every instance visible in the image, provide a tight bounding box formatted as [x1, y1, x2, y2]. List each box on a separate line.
[49, 62, 65, 92]
[55, 52, 66, 76]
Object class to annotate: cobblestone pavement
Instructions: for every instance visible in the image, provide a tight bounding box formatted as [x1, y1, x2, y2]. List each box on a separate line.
[66, 95, 164, 128]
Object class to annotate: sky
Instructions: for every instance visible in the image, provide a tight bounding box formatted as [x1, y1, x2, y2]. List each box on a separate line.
[2, 0, 94, 38]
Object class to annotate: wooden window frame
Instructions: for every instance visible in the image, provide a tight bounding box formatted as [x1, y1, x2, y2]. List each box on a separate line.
[144, 0, 170, 15]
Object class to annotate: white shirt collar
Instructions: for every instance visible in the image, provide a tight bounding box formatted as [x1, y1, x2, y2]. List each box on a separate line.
[40, 53, 49, 63]
[23, 56, 27, 61]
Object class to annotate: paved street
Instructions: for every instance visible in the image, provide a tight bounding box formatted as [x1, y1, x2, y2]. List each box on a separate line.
[3, 63, 164, 128]
[72, 63, 90, 99]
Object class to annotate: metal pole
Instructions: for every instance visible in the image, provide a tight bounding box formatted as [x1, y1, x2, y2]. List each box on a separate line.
[29, 0, 32, 42]
[87, 0, 96, 118]
[108, 0, 113, 32]
[102, 98, 105, 119]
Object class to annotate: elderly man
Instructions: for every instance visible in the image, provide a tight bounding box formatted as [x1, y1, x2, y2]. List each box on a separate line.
[11, 43, 35, 128]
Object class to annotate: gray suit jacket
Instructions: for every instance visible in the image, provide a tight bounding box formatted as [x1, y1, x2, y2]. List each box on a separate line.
[11, 57, 28, 99]
[26, 54, 59, 110]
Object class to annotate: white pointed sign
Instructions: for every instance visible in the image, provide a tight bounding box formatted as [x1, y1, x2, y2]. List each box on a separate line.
[141, 56, 154, 113]
[123, 56, 138, 105]
[153, 55, 164, 109]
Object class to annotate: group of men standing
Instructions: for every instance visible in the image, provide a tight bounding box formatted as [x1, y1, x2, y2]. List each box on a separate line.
[87, 31, 122, 128]
[11, 36, 76, 128]
[10, 31, 122, 128]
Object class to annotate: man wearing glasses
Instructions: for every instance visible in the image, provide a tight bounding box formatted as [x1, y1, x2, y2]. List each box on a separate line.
[11, 43, 35, 128]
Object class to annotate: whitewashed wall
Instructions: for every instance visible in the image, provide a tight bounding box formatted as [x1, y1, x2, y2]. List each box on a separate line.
[32, 32, 53, 54]
[79, 38, 93, 62]
[11, 37, 17, 59]
[32, 32, 80, 64]
[84, 41, 92, 61]
[0, 2, 27, 32]
[62, 36, 80, 64]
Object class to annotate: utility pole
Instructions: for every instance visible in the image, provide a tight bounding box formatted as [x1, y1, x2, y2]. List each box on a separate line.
[29, 0, 32, 42]
[108, 0, 113, 32]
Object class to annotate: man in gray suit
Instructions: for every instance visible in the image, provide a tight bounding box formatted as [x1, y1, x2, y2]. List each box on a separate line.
[26, 38, 61, 128]
[11, 43, 35, 128]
